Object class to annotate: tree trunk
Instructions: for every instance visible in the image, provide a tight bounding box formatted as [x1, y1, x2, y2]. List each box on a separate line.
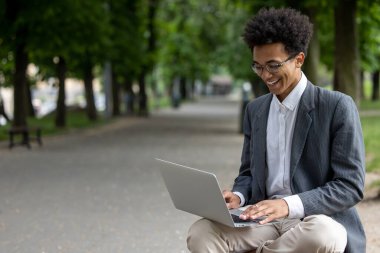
[333, 0, 360, 103]
[26, 79, 35, 117]
[124, 77, 135, 115]
[135, 0, 157, 116]
[138, 71, 148, 116]
[190, 79, 195, 100]
[111, 71, 121, 116]
[83, 61, 97, 121]
[180, 76, 187, 100]
[13, 41, 28, 127]
[372, 71, 380, 101]
[55, 56, 67, 127]
[170, 77, 181, 108]
[150, 73, 160, 109]
[302, 8, 320, 85]
[360, 70, 364, 99]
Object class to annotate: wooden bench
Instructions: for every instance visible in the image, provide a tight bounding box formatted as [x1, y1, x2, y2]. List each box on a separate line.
[8, 126, 42, 149]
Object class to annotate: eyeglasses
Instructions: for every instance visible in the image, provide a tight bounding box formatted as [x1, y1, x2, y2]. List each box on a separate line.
[251, 54, 297, 76]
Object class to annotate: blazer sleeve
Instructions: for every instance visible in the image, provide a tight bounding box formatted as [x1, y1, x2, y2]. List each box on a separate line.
[232, 105, 253, 201]
[298, 95, 365, 216]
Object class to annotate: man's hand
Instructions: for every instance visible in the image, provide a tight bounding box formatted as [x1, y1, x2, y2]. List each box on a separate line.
[222, 190, 241, 209]
[239, 199, 289, 225]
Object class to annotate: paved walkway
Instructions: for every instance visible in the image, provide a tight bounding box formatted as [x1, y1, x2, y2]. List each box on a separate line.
[0, 96, 379, 252]
[0, 96, 244, 253]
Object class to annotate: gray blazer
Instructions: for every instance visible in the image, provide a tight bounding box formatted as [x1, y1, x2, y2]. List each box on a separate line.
[232, 82, 366, 253]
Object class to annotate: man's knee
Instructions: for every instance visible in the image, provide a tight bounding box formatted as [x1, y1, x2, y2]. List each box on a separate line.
[302, 215, 347, 252]
[187, 219, 214, 243]
[187, 219, 225, 252]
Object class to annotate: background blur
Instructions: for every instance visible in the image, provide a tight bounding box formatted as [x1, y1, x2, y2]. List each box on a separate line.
[0, 0, 380, 252]
[1, 0, 379, 173]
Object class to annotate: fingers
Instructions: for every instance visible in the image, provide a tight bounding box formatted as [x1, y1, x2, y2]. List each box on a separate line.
[239, 199, 289, 224]
[240, 204, 272, 224]
[239, 204, 264, 220]
[222, 190, 232, 198]
[223, 190, 240, 209]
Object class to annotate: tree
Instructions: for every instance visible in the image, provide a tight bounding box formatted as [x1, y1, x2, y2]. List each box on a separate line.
[297, 2, 321, 85]
[69, 0, 111, 121]
[218, 0, 281, 97]
[0, 0, 44, 127]
[372, 71, 379, 101]
[138, 0, 159, 116]
[30, 0, 78, 127]
[158, 0, 226, 104]
[108, 0, 145, 116]
[358, 0, 380, 101]
[333, 0, 360, 102]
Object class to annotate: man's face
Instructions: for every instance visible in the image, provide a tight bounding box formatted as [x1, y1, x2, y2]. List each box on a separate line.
[252, 42, 304, 102]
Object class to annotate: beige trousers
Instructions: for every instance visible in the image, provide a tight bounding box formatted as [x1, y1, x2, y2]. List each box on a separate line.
[187, 215, 347, 253]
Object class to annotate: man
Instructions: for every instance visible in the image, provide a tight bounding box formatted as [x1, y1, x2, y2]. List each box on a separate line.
[187, 7, 365, 253]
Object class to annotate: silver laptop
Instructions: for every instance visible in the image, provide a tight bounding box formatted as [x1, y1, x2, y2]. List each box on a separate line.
[156, 158, 266, 228]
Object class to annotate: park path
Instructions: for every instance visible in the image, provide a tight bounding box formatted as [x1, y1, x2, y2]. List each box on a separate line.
[0, 96, 379, 253]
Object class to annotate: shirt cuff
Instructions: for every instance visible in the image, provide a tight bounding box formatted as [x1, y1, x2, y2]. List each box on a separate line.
[283, 195, 305, 219]
[233, 191, 245, 207]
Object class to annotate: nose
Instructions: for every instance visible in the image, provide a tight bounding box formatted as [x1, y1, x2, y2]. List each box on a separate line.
[260, 68, 273, 80]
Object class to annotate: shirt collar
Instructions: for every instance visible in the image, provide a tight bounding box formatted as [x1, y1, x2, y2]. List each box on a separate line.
[273, 72, 307, 112]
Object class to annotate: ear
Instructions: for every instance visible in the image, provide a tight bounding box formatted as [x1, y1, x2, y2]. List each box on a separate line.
[295, 52, 305, 68]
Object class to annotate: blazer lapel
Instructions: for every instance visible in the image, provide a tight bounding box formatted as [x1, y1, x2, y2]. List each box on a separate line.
[253, 94, 272, 196]
[290, 82, 315, 179]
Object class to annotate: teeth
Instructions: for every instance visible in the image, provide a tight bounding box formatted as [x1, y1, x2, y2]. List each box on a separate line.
[267, 79, 279, 85]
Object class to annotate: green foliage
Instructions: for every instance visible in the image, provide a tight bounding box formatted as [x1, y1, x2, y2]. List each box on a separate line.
[1, 0, 380, 126]
[214, 4, 251, 81]
[0, 50, 14, 87]
[358, 1, 380, 71]
[108, 0, 144, 80]
[68, 0, 112, 76]
[315, 4, 334, 69]
[157, 0, 226, 84]
[27, 0, 76, 79]
[27, 0, 112, 78]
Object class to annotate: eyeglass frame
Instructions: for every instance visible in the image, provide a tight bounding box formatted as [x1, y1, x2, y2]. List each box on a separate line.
[251, 53, 299, 76]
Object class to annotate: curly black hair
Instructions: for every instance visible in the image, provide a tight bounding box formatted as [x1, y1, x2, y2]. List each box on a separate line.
[243, 7, 313, 56]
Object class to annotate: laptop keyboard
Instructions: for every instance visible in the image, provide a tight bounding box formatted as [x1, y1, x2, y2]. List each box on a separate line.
[231, 214, 267, 224]
[231, 214, 256, 223]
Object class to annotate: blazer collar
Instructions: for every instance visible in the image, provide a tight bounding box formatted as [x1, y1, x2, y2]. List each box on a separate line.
[253, 94, 272, 196]
[290, 81, 315, 179]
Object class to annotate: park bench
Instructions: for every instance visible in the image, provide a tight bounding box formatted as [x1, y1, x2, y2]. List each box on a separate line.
[8, 126, 42, 149]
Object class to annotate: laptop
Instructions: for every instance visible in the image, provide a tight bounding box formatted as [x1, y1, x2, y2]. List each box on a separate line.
[156, 158, 267, 228]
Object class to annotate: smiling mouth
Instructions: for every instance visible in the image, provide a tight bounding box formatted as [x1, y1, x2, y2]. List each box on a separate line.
[266, 79, 280, 86]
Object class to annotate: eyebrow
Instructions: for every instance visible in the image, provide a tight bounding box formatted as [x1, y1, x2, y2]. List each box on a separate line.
[253, 60, 281, 64]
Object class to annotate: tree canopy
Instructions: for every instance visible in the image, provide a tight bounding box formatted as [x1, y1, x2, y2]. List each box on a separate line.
[1, 0, 379, 127]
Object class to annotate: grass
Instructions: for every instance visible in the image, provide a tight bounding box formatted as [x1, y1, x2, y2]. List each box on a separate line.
[149, 95, 172, 110]
[0, 109, 109, 142]
[0, 96, 172, 142]
[359, 98, 380, 173]
[360, 99, 380, 111]
[361, 115, 380, 173]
